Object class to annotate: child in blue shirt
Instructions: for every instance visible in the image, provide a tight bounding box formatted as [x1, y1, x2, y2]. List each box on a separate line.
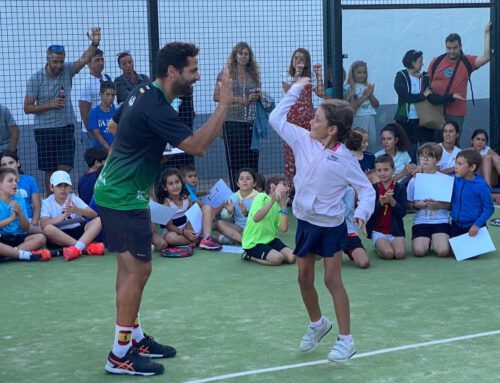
[88, 81, 117, 151]
[78, 147, 108, 205]
[0, 168, 50, 261]
[0, 150, 41, 227]
[216, 168, 259, 244]
[450, 148, 494, 238]
[180, 164, 200, 202]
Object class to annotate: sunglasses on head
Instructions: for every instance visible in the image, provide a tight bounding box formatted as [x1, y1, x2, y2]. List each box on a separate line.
[48, 45, 65, 53]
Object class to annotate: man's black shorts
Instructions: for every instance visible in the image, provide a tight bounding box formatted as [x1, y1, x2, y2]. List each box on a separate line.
[97, 205, 152, 261]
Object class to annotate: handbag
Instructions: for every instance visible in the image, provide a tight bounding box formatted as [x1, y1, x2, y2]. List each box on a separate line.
[414, 100, 445, 130]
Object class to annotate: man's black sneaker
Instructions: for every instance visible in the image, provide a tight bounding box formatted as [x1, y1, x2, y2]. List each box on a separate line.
[133, 334, 177, 358]
[104, 347, 165, 376]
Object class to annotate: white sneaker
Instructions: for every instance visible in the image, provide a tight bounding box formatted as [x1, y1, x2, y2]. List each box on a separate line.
[328, 337, 356, 361]
[299, 317, 332, 352]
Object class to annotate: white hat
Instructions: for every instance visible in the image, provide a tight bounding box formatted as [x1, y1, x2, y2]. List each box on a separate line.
[50, 170, 72, 186]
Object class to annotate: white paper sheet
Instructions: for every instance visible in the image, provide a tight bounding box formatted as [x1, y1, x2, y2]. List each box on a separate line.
[414, 172, 454, 202]
[449, 226, 496, 261]
[162, 146, 185, 156]
[149, 201, 176, 225]
[201, 179, 233, 208]
[219, 245, 244, 254]
[185, 203, 202, 235]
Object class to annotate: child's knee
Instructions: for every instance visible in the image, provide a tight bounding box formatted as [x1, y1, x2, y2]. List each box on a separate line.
[324, 275, 342, 291]
[266, 250, 285, 265]
[352, 249, 370, 268]
[357, 257, 370, 268]
[282, 249, 296, 264]
[413, 247, 427, 257]
[31, 233, 47, 247]
[298, 268, 314, 287]
[435, 246, 450, 258]
[42, 224, 58, 236]
[394, 249, 406, 259]
[377, 248, 395, 259]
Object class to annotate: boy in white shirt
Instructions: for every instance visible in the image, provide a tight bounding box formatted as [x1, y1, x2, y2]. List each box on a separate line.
[41, 170, 104, 261]
[407, 143, 451, 257]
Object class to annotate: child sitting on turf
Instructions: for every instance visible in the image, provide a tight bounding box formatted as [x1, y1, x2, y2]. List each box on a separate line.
[179, 164, 200, 203]
[241, 176, 296, 266]
[216, 168, 259, 244]
[254, 172, 266, 193]
[375, 123, 416, 184]
[407, 143, 451, 257]
[0, 168, 51, 262]
[342, 186, 370, 268]
[352, 127, 377, 183]
[88, 81, 117, 151]
[450, 148, 494, 238]
[155, 168, 221, 250]
[40, 171, 105, 261]
[367, 154, 408, 259]
[0, 150, 42, 227]
[78, 147, 108, 205]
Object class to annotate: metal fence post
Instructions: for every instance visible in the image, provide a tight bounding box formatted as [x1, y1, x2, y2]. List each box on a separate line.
[147, 0, 160, 79]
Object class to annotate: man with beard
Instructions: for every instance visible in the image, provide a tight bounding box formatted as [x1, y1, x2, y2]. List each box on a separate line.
[24, 27, 101, 194]
[427, 22, 491, 130]
[94, 42, 232, 376]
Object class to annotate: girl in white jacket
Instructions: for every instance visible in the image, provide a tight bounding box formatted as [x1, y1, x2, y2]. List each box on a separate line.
[269, 78, 375, 362]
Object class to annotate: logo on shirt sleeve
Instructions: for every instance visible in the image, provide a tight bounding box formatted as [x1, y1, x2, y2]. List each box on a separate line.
[326, 154, 338, 162]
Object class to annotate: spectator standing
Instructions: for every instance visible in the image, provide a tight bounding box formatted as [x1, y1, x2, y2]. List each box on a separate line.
[24, 27, 102, 194]
[214, 42, 261, 190]
[427, 23, 491, 130]
[87, 81, 117, 151]
[344, 61, 379, 152]
[281, 49, 324, 198]
[0, 104, 19, 151]
[394, 50, 435, 161]
[76, 48, 112, 146]
[114, 51, 150, 104]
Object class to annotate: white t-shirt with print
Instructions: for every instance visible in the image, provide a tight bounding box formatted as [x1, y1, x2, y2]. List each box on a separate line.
[438, 143, 461, 171]
[41, 194, 88, 230]
[407, 177, 450, 225]
[344, 83, 376, 117]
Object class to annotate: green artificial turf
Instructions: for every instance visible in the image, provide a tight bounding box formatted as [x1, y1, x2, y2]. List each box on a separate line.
[1, 215, 500, 383]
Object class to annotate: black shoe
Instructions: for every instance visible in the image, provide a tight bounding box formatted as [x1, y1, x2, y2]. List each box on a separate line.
[241, 251, 251, 261]
[105, 347, 164, 376]
[133, 334, 177, 358]
[49, 249, 63, 257]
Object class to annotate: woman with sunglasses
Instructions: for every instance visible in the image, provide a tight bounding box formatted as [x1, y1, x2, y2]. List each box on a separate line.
[114, 51, 150, 104]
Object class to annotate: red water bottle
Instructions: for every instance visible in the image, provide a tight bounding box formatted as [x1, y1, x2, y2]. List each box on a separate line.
[59, 87, 65, 99]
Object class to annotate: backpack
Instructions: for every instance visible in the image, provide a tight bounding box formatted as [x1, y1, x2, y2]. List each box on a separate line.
[430, 53, 475, 105]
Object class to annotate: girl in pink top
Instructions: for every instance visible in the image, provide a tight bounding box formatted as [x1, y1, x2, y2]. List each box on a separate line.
[269, 78, 375, 362]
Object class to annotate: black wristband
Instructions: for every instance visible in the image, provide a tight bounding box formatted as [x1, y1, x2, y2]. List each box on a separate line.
[91, 41, 99, 47]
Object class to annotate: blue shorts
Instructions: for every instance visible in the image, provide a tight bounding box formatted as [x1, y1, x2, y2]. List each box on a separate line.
[294, 219, 347, 258]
